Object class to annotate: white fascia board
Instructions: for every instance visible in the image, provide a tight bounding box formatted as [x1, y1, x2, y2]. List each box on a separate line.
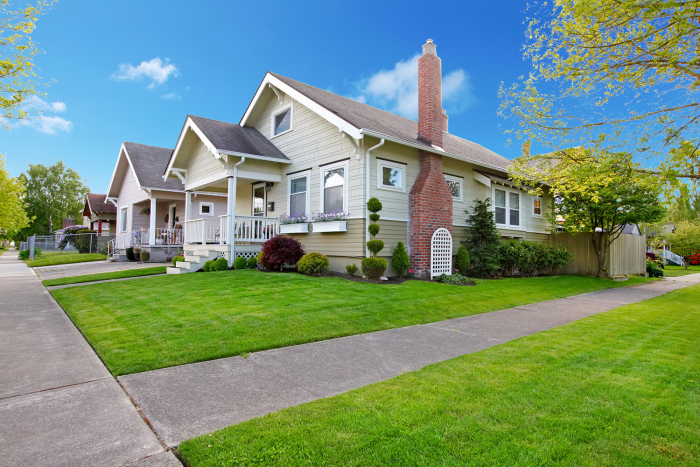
[164, 117, 221, 180]
[473, 171, 491, 187]
[185, 172, 229, 191]
[121, 145, 143, 192]
[217, 149, 292, 164]
[240, 73, 363, 140]
[140, 187, 186, 194]
[105, 144, 127, 198]
[235, 170, 281, 182]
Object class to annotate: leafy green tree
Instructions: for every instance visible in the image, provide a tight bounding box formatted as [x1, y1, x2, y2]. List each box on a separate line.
[463, 199, 501, 277]
[18, 161, 88, 237]
[665, 221, 700, 269]
[0, 153, 29, 238]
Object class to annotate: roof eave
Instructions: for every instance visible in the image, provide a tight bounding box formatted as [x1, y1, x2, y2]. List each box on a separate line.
[217, 149, 291, 164]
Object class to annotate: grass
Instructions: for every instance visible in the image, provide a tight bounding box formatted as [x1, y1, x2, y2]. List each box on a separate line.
[52, 270, 651, 376]
[664, 264, 700, 277]
[26, 251, 107, 267]
[178, 284, 700, 467]
[42, 266, 167, 287]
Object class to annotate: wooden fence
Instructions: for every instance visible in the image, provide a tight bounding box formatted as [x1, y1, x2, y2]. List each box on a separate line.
[553, 233, 646, 277]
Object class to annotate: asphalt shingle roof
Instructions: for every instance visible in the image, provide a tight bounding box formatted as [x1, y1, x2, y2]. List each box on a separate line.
[85, 193, 115, 214]
[124, 142, 184, 190]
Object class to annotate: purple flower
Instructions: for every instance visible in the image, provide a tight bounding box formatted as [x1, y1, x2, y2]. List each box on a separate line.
[280, 212, 307, 224]
[311, 211, 349, 222]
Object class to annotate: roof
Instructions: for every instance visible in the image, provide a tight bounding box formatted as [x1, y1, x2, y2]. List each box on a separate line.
[189, 115, 290, 162]
[123, 142, 184, 190]
[474, 169, 535, 190]
[268, 73, 512, 171]
[621, 224, 641, 235]
[84, 193, 115, 214]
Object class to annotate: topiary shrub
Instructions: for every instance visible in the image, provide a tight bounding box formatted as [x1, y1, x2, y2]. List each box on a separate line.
[125, 247, 135, 261]
[140, 251, 150, 262]
[233, 256, 247, 270]
[214, 257, 229, 271]
[346, 263, 358, 276]
[361, 257, 388, 281]
[172, 255, 185, 267]
[435, 272, 469, 285]
[366, 239, 385, 256]
[362, 197, 387, 280]
[260, 235, 305, 271]
[203, 260, 213, 272]
[392, 241, 410, 277]
[246, 256, 258, 269]
[455, 245, 470, 276]
[298, 252, 330, 275]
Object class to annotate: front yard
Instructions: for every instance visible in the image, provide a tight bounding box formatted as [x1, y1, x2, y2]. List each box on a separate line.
[27, 251, 107, 267]
[52, 270, 651, 376]
[179, 284, 700, 467]
[664, 265, 700, 277]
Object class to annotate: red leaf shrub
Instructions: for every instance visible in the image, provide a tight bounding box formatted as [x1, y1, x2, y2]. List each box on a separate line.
[260, 235, 305, 271]
[690, 251, 700, 265]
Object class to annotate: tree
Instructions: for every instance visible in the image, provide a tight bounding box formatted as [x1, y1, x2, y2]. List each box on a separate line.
[18, 161, 88, 237]
[0, 153, 29, 238]
[665, 221, 700, 269]
[499, 0, 700, 188]
[463, 199, 501, 277]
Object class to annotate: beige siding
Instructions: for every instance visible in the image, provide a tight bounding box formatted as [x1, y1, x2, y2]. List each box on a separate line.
[115, 161, 148, 234]
[368, 140, 418, 220]
[188, 140, 226, 185]
[286, 219, 365, 258]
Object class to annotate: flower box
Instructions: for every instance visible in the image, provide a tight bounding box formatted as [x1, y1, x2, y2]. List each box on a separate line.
[312, 221, 347, 233]
[280, 223, 309, 234]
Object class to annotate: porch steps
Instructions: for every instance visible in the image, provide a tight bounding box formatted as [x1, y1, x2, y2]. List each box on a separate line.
[166, 249, 220, 275]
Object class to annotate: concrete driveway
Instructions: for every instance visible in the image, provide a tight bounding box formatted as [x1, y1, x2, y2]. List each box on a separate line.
[34, 260, 171, 281]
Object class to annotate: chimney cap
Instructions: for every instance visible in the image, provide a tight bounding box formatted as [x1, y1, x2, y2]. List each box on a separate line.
[422, 39, 437, 56]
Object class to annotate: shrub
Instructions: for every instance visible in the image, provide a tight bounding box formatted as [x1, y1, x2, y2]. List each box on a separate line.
[298, 252, 330, 275]
[100, 243, 109, 256]
[18, 249, 29, 260]
[499, 241, 573, 277]
[361, 257, 388, 280]
[368, 224, 380, 236]
[203, 260, 214, 272]
[366, 239, 385, 256]
[346, 263, 358, 276]
[233, 256, 247, 270]
[463, 199, 501, 277]
[540, 243, 573, 275]
[246, 256, 258, 269]
[260, 235, 305, 271]
[369, 213, 380, 222]
[140, 251, 150, 262]
[647, 258, 664, 277]
[455, 245, 470, 276]
[392, 242, 410, 277]
[214, 257, 229, 271]
[435, 272, 469, 285]
[367, 198, 382, 213]
[172, 255, 185, 267]
[126, 247, 135, 261]
[257, 250, 265, 265]
[74, 230, 98, 254]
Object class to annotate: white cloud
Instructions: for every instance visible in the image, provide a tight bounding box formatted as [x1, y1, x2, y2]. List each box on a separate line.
[32, 115, 74, 134]
[1, 96, 73, 134]
[161, 92, 181, 100]
[112, 57, 179, 89]
[353, 54, 474, 119]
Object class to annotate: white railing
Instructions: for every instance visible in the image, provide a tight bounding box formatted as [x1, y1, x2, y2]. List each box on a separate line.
[663, 248, 684, 266]
[207, 223, 219, 243]
[108, 232, 134, 257]
[185, 219, 206, 244]
[233, 215, 280, 242]
[146, 228, 183, 246]
[219, 215, 230, 244]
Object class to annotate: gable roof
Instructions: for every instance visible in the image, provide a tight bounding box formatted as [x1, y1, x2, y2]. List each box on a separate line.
[258, 73, 511, 172]
[124, 142, 183, 191]
[83, 193, 115, 215]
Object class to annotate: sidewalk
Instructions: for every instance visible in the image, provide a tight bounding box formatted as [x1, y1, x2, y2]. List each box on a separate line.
[0, 249, 180, 467]
[120, 274, 700, 447]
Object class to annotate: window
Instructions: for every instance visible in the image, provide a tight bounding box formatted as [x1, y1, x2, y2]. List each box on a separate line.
[532, 196, 542, 217]
[119, 207, 127, 233]
[287, 171, 310, 216]
[493, 187, 521, 228]
[320, 161, 348, 213]
[444, 174, 463, 201]
[129, 168, 136, 182]
[199, 202, 214, 216]
[377, 159, 406, 191]
[271, 104, 292, 137]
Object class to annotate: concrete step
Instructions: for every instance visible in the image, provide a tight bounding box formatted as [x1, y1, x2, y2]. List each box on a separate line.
[166, 267, 183, 274]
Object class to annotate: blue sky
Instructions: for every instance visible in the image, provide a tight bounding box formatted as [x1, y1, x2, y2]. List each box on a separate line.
[2, 0, 534, 193]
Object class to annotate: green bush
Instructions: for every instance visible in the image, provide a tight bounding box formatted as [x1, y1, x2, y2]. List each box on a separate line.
[74, 230, 98, 254]
[214, 257, 229, 271]
[361, 257, 388, 280]
[368, 224, 380, 236]
[498, 241, 573, 277]
[203, 260, 214, 272]
[172, 255, 185, 267]
[234, 256, 247, 270]
[455, 245, 471, 276]
[366, 239, 385, 256]
[463, 199, 501, 277]
[246, 256, 258, 269]
[367, 198, 383, 213]
[392, 242, 410, 277]
[435, 272, 469, 285]
[140, 251, 150, 262]
[369, 213, 380, 222]
[298, 252, 330, 275]
[18, 249, 29, 260]
[646, 258, 664, 277]
[126, 247, 135, 261]
[346, 263, 358, 276]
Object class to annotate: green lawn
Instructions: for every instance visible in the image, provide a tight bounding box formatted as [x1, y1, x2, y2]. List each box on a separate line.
[179, 284, 700, 467]
[664, 264, 700, 277]
[26, 251, 107, 267]
[52, 270, 650, 376]
[43, 266, 167, 287]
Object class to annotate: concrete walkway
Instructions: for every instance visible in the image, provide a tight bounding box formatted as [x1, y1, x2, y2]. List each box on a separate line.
[34, 260, 171, 281]
[120, 275, 700, 447]
[0, 249, 180, 467]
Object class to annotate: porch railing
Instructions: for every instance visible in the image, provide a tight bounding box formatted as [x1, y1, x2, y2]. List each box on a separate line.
[107, 232, 133, 257]
[219, 215, 230, 244]
[233, 215, 280, 243]
[145, 228, 183, 246]
[185, 219, 206, 244]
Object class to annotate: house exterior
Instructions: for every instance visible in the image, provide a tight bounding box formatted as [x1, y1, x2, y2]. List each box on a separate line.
[81, 193, 116, 236]
[161, 39, 553, 276]
[105, 142, 227, 262]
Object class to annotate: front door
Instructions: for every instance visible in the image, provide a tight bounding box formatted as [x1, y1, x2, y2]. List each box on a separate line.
[169, 205, 177, 229]
[252, 183, 266, 217]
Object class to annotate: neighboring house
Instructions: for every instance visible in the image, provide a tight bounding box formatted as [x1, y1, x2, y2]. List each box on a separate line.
[105, 142, 227, 262]
[621, 224, 641, 236]
[81, 193, 116, 236]
[162, 39, 553, 276]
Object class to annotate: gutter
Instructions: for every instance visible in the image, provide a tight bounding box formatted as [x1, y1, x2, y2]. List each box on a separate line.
[364, 138, 385, 258]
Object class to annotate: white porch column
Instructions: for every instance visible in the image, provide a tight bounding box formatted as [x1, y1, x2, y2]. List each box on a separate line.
[184, 190, 192, 244]
[148, 197, 157, 246]
[227, 175, 237, 266]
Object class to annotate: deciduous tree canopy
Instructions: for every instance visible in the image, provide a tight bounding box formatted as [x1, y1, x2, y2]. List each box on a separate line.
[0, 153, 29, 238]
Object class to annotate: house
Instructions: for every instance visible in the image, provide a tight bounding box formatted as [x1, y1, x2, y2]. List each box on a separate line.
[105, 142, 227, 262]
[163, 39, 552, 276]
[81, 193, 116, 236]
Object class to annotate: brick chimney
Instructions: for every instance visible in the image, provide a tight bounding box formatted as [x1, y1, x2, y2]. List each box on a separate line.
[408, 39, 454, 279]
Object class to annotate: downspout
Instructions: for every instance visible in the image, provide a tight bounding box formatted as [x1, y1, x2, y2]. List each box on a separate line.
[365, 138, 384, 257]
[227, 156, 246, 266]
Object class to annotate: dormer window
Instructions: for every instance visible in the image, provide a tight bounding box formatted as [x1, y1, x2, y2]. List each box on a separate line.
[272, 105, 292, 137]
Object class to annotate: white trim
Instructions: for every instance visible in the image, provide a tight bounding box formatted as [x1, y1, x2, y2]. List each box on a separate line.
[192, 191, 228, 197]
[119, 206, 128, 233]
[164, 116, 221, 181]
[236, 170, 281, 183]
[107, 144, 143, 197]
[287, 170, 311, 216]
[270, 103, 293, 138]
[199, 201, 214, 216]
[532, 195, 543, 218]
[217, 150, 291, 164]
[376, 159, 406, 192]
[493, 186, 522, 230]
[185, 172, 229, 191]
[252, 182, 267, 217]
[444, 174, 464, 202]
[319, 160, 349, 214]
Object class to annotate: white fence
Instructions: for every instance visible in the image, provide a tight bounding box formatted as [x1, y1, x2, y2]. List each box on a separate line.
[232, 215, 280, 243]
[649, 247, 684, 266]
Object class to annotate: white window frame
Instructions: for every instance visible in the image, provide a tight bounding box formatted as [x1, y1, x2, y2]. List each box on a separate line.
[444, 174, 464, 202]
[492, 186, 522, 230]
[270, 103, 293, 139]
[287, 170, 311, 216]
[119, 206, 128, 233]
[319, 160, 349, 214]
[532, 195, 543, 218]
[199, 201, 214, 217]
[129, 167, 136, 182]
[376, 159, 406, 192]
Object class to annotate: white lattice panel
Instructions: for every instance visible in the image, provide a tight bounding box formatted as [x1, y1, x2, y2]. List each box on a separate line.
[235, 251, 258, 260]
[431, 228, 453, 278]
